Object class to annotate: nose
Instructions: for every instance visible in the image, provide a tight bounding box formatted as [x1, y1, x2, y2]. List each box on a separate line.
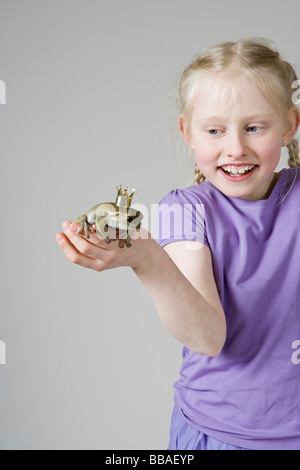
[225, 131, 248, 159]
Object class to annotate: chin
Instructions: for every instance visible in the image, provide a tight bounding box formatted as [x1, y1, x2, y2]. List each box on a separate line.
[215, 181, 260, 200]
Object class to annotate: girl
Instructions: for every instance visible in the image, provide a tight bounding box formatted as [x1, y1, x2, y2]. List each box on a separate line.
[56, 38, 300, 450]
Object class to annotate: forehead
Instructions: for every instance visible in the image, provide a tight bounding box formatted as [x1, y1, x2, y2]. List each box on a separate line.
[192, 71, 276, 119]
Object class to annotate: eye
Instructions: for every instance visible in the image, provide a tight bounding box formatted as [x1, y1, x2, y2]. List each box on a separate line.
[246, 125, 262, 133]
[208, 129, 221, 135]
[127, 216, 134, 223]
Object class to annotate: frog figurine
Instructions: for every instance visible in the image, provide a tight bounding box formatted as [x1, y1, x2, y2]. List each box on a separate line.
[76, 185, 143, 248]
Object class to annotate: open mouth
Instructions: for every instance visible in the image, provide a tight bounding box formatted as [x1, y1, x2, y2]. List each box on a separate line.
[218, 164, 257, 181]
[220, 164, 255, 176]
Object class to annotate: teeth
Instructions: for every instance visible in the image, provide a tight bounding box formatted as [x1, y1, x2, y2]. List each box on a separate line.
[221, 165, 254, 176]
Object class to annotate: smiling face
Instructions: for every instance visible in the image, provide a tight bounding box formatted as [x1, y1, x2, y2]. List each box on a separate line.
[180, 72, 296, 201]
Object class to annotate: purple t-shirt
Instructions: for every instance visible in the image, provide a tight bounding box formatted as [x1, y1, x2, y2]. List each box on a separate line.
[157, 168, 300, 450]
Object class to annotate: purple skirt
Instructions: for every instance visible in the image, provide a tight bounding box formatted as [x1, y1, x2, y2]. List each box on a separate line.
[168, 405, 247, 451]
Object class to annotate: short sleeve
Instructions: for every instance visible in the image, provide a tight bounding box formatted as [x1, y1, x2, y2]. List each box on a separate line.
[156, 188, 209, 248]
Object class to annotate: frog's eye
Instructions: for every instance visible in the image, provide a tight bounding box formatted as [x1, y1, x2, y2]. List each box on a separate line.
[127, 216, 134, 223]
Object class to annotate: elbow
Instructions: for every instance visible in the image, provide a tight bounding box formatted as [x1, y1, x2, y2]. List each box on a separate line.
[207, 329, 227, 357]
[192, 341, 225, 357]
[207, 314, 227, 357]
[190, 323, 227, 357]
[206, 341, 225, 357]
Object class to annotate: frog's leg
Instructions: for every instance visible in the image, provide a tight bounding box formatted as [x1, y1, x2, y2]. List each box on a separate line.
[76, 214, 91, 239]
[95, 214, 111, 244]
[125, 235, 132, 248]
[116, 237, 130, 248]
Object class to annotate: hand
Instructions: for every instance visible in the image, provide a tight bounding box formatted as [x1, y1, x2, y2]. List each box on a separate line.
[55, 221, 153, 272]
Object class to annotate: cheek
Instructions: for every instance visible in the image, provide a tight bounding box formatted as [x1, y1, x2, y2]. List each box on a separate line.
[194, 143, 217, 168]
[258, 141, 282, 165]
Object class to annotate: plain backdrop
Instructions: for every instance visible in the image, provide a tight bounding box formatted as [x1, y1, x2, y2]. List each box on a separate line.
[0, 0, 299, 450]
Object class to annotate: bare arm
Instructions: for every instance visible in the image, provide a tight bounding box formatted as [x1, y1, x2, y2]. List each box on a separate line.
[133, 240, 226, 356]
[56, 223, 226, 356]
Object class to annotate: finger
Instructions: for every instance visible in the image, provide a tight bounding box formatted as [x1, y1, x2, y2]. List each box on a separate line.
[55, 232, 105, 271]
[63, 221, 102, 245]
[63, 222, 120, 269]
[67, 221, 109, 247]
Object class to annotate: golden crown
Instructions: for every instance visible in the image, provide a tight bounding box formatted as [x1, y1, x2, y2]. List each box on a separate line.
[115, 185, 136, 208]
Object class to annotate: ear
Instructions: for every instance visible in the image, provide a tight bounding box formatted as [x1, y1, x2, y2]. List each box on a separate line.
[178, 115, 194, 148]
[284, 107, 300, 145]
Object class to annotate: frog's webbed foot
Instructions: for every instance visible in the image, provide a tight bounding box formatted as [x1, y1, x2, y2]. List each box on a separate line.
[76, 214, 91, 239]
[119, 236, 132, 248]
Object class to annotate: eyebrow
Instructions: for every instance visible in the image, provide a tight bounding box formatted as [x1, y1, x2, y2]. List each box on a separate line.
[196, 113, 275, 122]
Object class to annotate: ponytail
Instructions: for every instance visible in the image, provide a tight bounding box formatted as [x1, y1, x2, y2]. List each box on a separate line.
[287, 138, 300, 168]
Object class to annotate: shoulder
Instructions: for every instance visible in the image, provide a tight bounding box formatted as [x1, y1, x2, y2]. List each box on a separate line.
[276, 167, 300, 206]
[158, 180, 218, 207]
[157, 182, 218, 247]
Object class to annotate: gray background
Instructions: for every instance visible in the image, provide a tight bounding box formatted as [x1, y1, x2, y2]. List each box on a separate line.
[0, 0, 299, 450]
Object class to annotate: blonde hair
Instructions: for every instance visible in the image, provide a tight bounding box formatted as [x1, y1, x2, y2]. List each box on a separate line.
[177, 38, 300, 184]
